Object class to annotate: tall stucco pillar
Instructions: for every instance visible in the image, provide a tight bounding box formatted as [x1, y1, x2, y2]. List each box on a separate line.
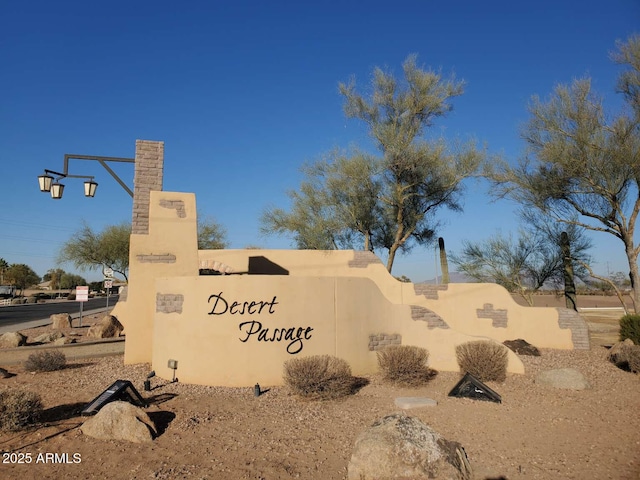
[132, 140, 164, 235]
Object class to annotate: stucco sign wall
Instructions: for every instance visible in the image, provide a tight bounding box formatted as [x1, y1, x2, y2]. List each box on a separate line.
[113, 190, 590, 388]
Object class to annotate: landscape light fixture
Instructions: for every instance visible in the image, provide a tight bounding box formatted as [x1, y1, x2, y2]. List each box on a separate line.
[38, 153, 135, 200]
[167, 359, 178, 383]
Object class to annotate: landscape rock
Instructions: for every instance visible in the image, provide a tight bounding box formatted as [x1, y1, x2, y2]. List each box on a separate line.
[52, 336, 76, 346]
[535, 368, 590, 390]
[87, 315, 124, 339]
[0, 367, 12, 378]
[0, 332, 27, 348]
[80, 401, 156, 443]
[50, 313, 72, 330]
[503, 338, 541, 356]
[394, 397, 438, 409]
[607, 339, 635, 368]
[347, 413, 471, 480]
[33, 331, 66, 344]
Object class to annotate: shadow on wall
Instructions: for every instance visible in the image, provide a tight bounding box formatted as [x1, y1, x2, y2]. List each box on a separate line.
[199, 256, 289, 276]
[248, 256, 289, 275]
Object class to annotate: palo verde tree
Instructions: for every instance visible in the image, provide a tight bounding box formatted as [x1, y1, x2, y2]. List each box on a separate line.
[197, 214, 229, 250]
[262, 149, 383, 251]
[263, 55, 483, 272]
[59, 222, 131, 282]
[488, 35, 640, 312]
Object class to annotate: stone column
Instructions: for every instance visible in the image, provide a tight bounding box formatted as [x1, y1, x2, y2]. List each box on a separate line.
[132, 140, 164, 235]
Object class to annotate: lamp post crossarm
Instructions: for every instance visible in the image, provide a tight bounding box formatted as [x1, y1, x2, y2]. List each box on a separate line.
[63, 154, 136, 198]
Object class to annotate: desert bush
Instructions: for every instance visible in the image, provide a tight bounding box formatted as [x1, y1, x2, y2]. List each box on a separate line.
[377, 345, 436, 386]
[619, 314, 640, 345]
[0, 389, 43, 431]
[23, 350, 66, 372]
[626, 344, 640, 374]
[283, 355, 355, 399]
[455, 340, 508, 382]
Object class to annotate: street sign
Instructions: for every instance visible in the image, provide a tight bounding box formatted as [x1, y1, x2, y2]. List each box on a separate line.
[103, 267, 114, 278]
[76, 286, 89, 302]
[104, 280, 113, 289]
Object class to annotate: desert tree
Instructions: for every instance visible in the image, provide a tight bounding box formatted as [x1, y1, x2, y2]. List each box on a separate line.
[263, 55, 484, 272]
[197, 214, 229, 250]
[262, 149, 383, 251]
[5, 264, 40, 295]
[488, 35, 640, 312]
[451, 220, 591, 306]
[43, 268, 66, 290]
[340, 55, 484, 272]
[59, 222, 131, 282]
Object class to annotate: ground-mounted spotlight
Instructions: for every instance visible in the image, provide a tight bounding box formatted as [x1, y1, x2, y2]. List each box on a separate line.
[167, 359, 178, 383]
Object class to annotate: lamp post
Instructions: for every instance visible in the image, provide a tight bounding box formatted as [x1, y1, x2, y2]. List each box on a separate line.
[38, 153, 135, 199]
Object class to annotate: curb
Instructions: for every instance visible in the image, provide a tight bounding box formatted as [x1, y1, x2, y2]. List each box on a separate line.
[0, 338, 125, 365]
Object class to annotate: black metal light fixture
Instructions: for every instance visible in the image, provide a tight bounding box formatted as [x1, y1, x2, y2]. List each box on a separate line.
[38, 153, 135, 200]
[38, 173, 54, 192]
[84, 179, 98, 197]
[50, 182, 65, 199]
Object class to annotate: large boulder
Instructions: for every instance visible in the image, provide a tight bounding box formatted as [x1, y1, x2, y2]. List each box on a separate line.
[608, 339, 635, 369]
[81, 401, 156, 443]
[348, 413, 471, 480]
[87, 315, 124, 339]
[33, 331, 66, 344]
[535, 368, 590, 390]
[51, 313, 72, 330]
[0, 332, 27, 348]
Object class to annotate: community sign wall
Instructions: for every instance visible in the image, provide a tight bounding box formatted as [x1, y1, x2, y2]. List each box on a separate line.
[112, 190, 589, 387]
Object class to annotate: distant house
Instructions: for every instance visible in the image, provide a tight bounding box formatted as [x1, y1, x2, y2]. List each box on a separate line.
[37, 281, 52, 290]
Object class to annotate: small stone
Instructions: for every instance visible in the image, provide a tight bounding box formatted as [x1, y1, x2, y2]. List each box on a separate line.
[394, 397, 438, 409]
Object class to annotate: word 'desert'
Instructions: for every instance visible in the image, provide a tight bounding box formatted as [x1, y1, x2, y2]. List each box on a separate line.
[207, 292, 313, 354]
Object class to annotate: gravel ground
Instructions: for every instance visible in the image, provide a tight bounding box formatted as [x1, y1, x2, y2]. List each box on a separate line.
[0, 344, 638, 479]
[0, 298, 638, 479]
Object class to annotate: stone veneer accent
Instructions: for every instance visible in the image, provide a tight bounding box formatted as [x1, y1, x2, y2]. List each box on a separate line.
[410, 305, 450, 329]
[157, 293, 184, 314]
[132, 140, 164, 235]
[413, 284, 449, 300]
[476, 303, 508, 328]
[159, 199, 186, 218]
[348, 251, 384, 268]
[368, 333, 402, 351]
[136, 254, 177, 263]
[556, 308, 590, 350]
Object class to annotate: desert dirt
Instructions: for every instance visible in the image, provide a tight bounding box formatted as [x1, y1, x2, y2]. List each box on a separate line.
[0, 295, 639, 480]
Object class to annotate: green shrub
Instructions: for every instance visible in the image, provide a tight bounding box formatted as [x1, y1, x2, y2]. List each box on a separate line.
[455, 340, 508, 382]
[24, 350, 66, 372]
[0, 389, 43, 431]
[283, 355, 355, 399]
[376, 345, 436, 386]
[619, 314, 640, 345]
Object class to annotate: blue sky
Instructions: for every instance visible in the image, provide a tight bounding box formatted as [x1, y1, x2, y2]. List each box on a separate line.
[1, 0, 638, 283]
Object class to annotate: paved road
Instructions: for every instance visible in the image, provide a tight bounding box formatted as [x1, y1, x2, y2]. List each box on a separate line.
[0, 296, 119, 333]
